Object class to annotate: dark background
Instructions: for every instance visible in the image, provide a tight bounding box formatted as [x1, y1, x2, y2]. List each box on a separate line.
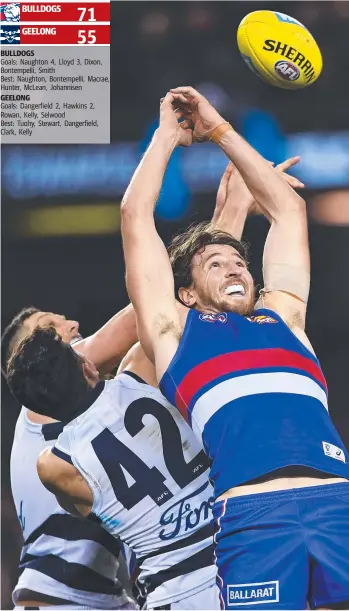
[2, 2, 349, 608]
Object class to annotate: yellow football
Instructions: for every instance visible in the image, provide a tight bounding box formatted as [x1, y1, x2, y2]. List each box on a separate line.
[237, 10, 322, 89]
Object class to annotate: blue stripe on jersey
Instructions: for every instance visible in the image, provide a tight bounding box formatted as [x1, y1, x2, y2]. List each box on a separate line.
[18, 554, 123, 595]
[23, 513, 121, 557]
[51, 446, 73, 464]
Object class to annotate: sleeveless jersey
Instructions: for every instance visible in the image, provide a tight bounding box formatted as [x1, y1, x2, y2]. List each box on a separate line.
[53, 372, 216, 608]
[159, 308, 349, 498]
[10, 407, 129, 609]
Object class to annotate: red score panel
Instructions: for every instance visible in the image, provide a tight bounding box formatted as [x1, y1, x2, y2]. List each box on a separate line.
[20, 24, 110, 44]
[20, 3, 110, 22]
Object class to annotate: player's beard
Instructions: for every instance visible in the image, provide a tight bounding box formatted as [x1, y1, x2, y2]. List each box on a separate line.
[195, 285, 255, 316]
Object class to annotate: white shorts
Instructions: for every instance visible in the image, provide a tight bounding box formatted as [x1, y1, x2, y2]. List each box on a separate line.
[148, 583, 220, 610]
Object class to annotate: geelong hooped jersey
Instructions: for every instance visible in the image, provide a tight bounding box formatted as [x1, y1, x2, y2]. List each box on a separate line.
[53, 372, 216, 608]
[159, 308, 349, 498]
[10, 407, 129, 609]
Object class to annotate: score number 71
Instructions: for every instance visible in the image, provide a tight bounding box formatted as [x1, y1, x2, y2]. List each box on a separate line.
[78, 7, 96, 21]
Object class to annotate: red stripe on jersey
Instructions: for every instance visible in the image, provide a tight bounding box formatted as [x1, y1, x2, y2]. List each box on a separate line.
[175, 348, 327, 418]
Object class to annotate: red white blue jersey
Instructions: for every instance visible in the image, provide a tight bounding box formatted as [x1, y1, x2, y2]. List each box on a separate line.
[159, 308, 349, 497]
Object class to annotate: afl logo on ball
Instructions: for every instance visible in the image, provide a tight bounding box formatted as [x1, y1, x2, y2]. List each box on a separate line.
[274, 59, 300, 81]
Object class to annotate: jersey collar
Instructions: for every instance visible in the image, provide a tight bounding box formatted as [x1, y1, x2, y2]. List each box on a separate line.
[62, 380, 106, 424]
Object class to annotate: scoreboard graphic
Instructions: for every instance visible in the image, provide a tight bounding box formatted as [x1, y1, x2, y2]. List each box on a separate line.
[1, 0, 111, 144]
[0, 1, 110, 44]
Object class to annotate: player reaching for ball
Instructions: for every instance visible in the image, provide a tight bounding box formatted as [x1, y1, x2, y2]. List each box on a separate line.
[4, 154, 302, 611]
[120, 88, 349, 610]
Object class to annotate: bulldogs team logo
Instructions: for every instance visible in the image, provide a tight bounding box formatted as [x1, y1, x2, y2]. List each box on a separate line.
[0, 24, 20, 43]
[199, 312, 227, 323]
[274, 59, 300, 82]
[248, 315, 278, 324]
[0, 3, 20, 22]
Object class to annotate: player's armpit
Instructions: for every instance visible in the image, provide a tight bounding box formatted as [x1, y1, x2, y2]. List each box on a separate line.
[256, 289, 307, 329]
[37, 448, 93, 517]
[257, 289, 315, 354]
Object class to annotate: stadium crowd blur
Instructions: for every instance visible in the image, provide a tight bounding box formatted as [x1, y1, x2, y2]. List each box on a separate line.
[2, 2, 349, 608]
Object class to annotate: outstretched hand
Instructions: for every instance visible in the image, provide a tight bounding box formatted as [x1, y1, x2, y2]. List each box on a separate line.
[274, 156, 304, 190]
[158, 92, 193, 148]
[251, 156, 305, 216]
[214, 156, 305, 221]
[213, 163, 253, 224]
[169, 86, 225, 142]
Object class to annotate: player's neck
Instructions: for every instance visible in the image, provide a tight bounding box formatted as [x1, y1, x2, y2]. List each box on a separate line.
[25, 409, 59, 425]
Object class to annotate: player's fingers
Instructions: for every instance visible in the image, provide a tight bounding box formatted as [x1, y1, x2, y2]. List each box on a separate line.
[174, 108, 185, 120]
[170, 92, 191, 105]
[175, 100, 192, 115]
[276, 156, 301, 172]
[180, 119, 194, 130]
[170, 86, 201, 99]
[160, 92, 175, 107]
[283, 174, 305, 189]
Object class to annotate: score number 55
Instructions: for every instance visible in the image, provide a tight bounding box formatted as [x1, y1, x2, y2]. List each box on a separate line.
[77, 29, 96, 44]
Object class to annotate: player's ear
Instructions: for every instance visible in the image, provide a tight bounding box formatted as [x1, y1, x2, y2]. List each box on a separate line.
[81, 360, 99, 387]
[178, 286, 197, 307]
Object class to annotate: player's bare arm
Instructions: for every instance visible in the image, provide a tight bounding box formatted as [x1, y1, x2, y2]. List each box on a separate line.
[121, 93, 192, 378]
[171, 86, 310, 335]
[73, 303, 137, 376]
[117, 341, 158, 387]
[37, 447, 93, 517]
[211, 158, 304, 238]
[118, 153, 305, 387]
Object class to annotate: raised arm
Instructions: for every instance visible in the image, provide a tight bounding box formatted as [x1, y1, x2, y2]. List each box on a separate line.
[120, 94, 191, 374]
[211, 158, 303, 239]
[73, 304, 137, 376]
[210, 162, 254, 238]
[171, 87, 309, 332]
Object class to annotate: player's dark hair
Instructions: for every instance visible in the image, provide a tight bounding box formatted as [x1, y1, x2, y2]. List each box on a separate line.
[168, 221, 248, 298]
[1, 307, 40, 374]
[6, 326, 90, 421]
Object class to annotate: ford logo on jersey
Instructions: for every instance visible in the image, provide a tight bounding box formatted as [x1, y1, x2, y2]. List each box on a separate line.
[159, 481, 214, 540]
[199, 312, 227, 323]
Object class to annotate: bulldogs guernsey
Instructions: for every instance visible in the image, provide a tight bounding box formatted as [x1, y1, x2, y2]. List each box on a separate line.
[159, 308, 349, 497]
[52, 372, 218, 609]
[10, 407, 130, 609]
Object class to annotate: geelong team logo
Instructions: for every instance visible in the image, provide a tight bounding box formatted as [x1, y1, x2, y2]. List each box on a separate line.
[274, 59, 300, 81]
[0, 24, 20, 43]
[0, 3, 20, 22]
